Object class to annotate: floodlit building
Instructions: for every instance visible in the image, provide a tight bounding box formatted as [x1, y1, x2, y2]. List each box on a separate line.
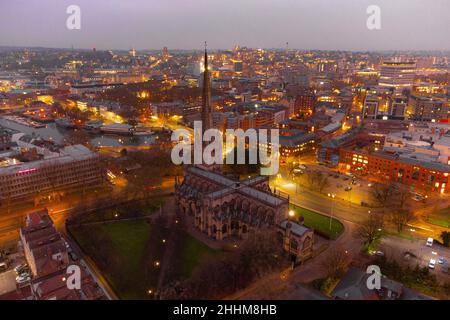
[379, 61, 416, 92]
[0, 144, 103, 204]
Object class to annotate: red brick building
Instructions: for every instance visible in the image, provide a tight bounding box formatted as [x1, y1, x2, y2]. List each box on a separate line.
[294, 90, 316, 118]
[339, 149, 450, 194]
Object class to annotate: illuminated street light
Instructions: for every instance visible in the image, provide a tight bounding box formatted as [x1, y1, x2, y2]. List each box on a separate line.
[328, 193, 336, 230]
[289, 210, 295, 218]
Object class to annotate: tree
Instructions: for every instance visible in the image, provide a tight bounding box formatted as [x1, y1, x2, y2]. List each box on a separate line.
[321, 246, 352, 279]
[390, 208, 415, 233]
[303, 170, 329, 192]
[165, 231, 285, 299]
[391, 185, 411, 211]
[354, 214, 384, 246]
[370, 183, 394, 209]
[316, 172, 330, 193]
[304, 170, 317, 190]
[441, 231, 450, 247]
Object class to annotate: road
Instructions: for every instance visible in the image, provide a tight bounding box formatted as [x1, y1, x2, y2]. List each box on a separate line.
[275, 164, 450, 241]
[0, 175, 175, 299]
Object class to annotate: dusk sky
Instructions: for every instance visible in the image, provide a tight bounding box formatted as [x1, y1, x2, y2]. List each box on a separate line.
[0, 0, 449, 51]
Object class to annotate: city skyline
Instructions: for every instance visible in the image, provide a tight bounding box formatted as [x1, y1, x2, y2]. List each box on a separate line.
[1, 0, 450, 51]
[0, 0, 449, 305]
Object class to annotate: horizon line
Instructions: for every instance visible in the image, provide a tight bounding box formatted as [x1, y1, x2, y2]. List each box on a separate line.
[1, 44, 450, 54]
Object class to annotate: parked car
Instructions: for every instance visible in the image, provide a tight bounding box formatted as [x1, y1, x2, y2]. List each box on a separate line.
[69, 251, 78, 261]
[442, 263, 449, 274]
[429, 259, 436, 269]
[16, 275, 31, 284]
[14, 264, 28, 274]
[426, 238, 433, 247]
[0, 262, 7, 272]
[374, 251, 384, 257]
[438, 257, 446, 265]
[344, 186, 352, 191]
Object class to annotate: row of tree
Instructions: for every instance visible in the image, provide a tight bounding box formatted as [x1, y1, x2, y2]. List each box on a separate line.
[160, 231, 286, 299]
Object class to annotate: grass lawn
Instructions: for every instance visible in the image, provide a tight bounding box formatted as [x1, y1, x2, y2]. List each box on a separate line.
[426, 207, 450, 228]
[289, 204, 344, 240]
[70, 220, 221, 299]
[180, 232, 220, 278]
[70, 220, 152, 299]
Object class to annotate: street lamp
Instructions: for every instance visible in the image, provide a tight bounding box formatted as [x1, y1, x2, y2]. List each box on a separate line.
[289, 210, 295, 219]
[328, 193, 336, 230]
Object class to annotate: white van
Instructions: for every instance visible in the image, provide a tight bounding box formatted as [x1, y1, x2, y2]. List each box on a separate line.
[426, 237, 433, 247]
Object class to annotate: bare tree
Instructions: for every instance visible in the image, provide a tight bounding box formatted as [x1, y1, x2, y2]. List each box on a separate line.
[389, 208, 415, 233]
[303, 171, 329, 192]
[321, 246, 352, 279]
[370, 183, 394, 210]
[354, 214, 384, 246]
[391, 185, 411, 211]
[316, 172, 330, 193]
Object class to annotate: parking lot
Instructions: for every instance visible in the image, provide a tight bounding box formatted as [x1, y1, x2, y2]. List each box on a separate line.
[380, 237, 450, 281]
[0, 252, 28, 296]
[286, 164, 375, 206]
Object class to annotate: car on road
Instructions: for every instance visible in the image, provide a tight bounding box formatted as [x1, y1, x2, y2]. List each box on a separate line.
[428, 259, 436, 269]
[344, 186, 352, 191]
[438, 257, 446, 264]
[293, 168, 304, 174]
[426, 238, 434, 247]
[374, 251, 384, 257]
[367, 183, 373, 187]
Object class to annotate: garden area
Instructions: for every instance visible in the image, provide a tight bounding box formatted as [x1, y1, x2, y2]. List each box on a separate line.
[68, 217, 219, 299]
[289, 204, 344, 240]
[426, 206, 450, 228]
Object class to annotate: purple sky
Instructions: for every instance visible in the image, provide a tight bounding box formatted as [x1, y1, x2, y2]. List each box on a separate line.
[0, 0, 449, 51]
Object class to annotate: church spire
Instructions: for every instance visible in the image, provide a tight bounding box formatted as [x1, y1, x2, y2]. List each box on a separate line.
[201, 42, 213, 133]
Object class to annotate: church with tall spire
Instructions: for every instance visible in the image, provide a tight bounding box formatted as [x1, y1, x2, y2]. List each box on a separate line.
[201, 43, 213, 133]
[174, 44, 314, 263]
